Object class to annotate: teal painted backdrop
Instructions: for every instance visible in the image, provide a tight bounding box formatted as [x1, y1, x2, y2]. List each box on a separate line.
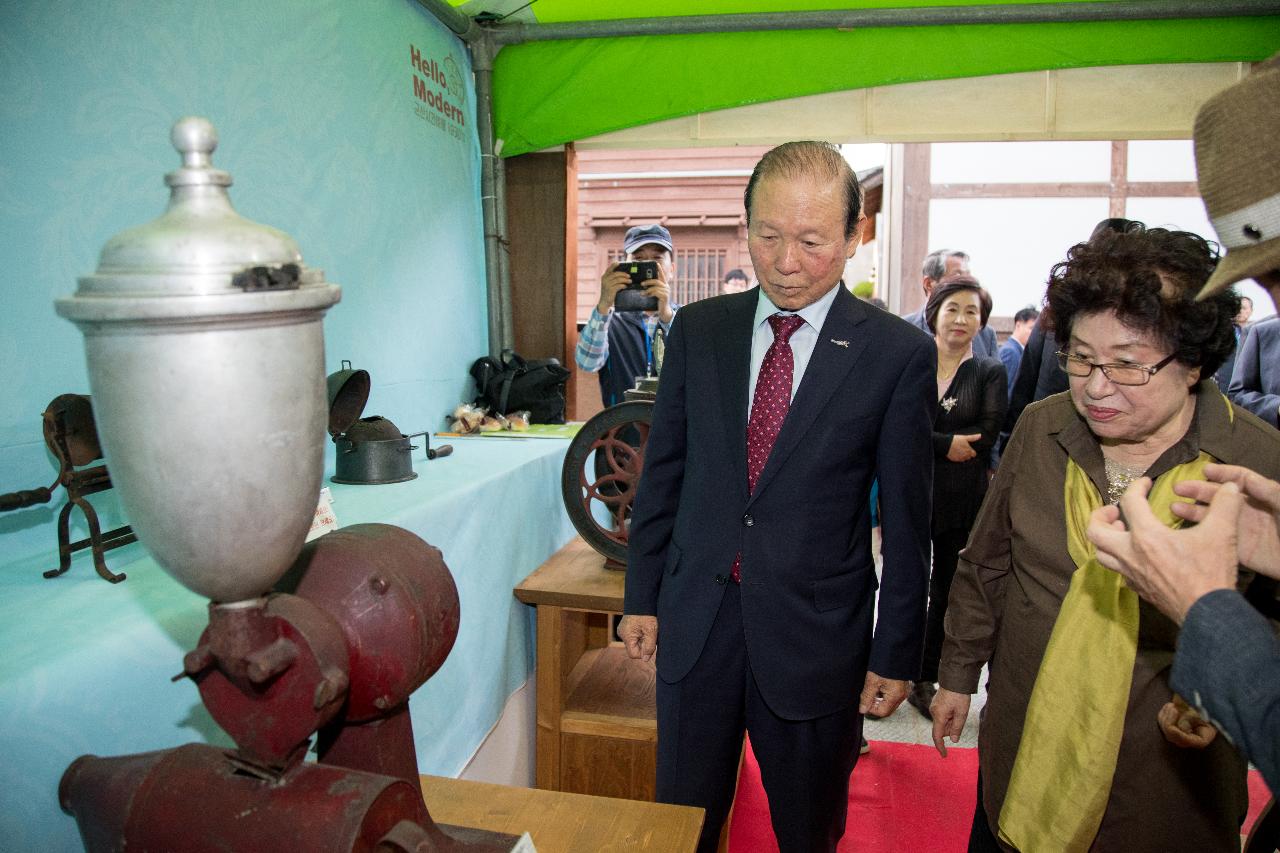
[0, 0, 489, 564]
[0, 3, 559, 851]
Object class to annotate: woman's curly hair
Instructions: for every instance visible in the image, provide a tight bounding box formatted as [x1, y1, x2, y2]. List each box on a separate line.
[1042, 222, 1240, 377]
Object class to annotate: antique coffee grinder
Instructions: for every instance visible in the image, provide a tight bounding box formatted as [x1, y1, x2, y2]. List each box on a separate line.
[53, 117, 509, 852]
[559, 332, 664, 568]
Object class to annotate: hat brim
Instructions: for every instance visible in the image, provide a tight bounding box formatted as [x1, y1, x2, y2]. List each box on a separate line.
[1198, 238, 1280, 300]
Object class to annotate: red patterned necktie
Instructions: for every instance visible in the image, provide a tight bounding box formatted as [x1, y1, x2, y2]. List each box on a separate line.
[731, 313, 805, 583]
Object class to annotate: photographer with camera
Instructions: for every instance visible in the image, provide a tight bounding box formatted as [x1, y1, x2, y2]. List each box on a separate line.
[575, 224, 678, 407]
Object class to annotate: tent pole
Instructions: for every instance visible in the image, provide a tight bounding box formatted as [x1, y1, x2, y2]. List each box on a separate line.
[489, 0, 1280, 44]
[493, 137, 514, 356]
[469, 30, 513, 357]
[413, 0, 479, 41]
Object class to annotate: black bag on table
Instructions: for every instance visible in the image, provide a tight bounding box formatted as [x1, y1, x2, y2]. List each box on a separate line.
[470, 351, 571, 424]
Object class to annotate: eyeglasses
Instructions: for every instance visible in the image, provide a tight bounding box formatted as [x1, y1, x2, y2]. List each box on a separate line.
[1055, 351, 1177, 386]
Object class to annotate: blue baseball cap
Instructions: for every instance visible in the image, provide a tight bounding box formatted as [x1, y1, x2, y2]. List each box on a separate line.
[623, 223, 674, 255]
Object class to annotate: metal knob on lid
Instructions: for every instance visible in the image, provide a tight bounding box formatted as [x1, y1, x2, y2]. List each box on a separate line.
[56, 116, 341, 603]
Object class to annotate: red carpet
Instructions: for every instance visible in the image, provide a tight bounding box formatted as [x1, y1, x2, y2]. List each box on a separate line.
[727, 737, 1272, 852]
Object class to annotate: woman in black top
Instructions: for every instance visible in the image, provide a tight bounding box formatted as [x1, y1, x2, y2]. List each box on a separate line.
[907, 275, 1008, 719]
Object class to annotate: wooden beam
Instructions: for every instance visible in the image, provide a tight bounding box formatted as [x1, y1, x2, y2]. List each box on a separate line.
[507, 151, 571, 363]
[1110, 140, 1128, 218]
[930, 180, 1198, 199]
[899, 143, 931, 317]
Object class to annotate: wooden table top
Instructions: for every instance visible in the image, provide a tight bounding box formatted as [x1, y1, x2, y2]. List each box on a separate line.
[513, 536, 626, 612]
[420, 774, 703, 852]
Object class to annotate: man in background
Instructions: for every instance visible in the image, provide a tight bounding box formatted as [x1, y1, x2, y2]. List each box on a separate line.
[1226, 310, 1279, 426]
[999, 306, 1039, 397]
[722, 267, 750, 294]
[1213, 295, 1253, 391]
[904, 248, 998, 357]
[575, 224, 677, 407]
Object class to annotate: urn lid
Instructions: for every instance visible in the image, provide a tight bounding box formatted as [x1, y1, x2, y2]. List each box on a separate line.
[59, 117, 340, 316]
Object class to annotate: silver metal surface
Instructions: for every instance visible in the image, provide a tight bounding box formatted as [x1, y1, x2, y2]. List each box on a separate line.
[56, 117, 341, 603]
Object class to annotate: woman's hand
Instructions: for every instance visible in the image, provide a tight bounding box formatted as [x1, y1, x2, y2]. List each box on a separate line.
[1172, 463, 1280, 579]
[931, 688, 972, 757]
[1157, 696, 1217, 749]
[946, 433, 981, 463]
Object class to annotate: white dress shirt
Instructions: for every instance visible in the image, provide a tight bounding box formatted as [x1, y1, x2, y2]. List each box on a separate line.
[747, 283, 841, 417]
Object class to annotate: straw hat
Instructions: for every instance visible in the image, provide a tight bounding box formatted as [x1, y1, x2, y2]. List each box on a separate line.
[1195, 55, 1280, 299]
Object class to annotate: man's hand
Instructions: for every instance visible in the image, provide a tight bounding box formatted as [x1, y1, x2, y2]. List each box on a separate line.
[946, 433, 980, 463]
[930, 688, 972, 757]
[645, 278, 675, 325]
[1087, 477, 1243, 624]
[617, 614, 658, 662]
[859, 671, 909, 716]
[1157, 696, 1217, 749]
[596, 265, 632, 314]
[1171, 463, 1280, 578]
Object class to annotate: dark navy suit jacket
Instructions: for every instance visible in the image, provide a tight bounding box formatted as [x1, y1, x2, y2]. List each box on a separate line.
[625, 286, 935, 721]
[1227, 316, 1280, 428]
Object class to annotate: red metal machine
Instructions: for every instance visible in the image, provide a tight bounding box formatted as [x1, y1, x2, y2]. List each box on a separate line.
[58, 527, 512, 853]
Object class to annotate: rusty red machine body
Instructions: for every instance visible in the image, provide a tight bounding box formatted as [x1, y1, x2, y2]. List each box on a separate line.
[59, 524, 506, 853]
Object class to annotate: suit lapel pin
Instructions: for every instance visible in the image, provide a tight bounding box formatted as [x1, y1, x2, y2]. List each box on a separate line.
[830, 339, 849, 348]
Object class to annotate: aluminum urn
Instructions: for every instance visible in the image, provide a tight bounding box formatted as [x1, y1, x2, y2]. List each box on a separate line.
[56, 117, 341, 603]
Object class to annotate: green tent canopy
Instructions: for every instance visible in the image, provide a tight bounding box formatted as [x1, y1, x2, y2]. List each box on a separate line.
[445, 0, 1280, 156]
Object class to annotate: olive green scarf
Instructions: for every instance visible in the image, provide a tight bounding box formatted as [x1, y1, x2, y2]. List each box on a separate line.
[997, 439, 1221, 852]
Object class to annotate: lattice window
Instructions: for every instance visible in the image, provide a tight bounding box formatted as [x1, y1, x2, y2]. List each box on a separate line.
[605, 248, 727, 307]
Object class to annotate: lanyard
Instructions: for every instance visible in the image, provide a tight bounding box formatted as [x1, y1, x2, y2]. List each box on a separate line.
[644, 320, 654, 376]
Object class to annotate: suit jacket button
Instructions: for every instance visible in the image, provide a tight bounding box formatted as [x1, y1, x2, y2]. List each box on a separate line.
[742, 514, 754, 527]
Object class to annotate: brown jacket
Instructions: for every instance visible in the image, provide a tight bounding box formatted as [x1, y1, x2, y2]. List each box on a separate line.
[940, 382, 1280, 852]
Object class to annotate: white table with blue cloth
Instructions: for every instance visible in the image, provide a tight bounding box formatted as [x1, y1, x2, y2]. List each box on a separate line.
[0, 435, 575, 852]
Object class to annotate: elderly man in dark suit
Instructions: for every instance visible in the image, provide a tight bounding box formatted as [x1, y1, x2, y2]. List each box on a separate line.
[1227, 314, 1280, 427]
[619, 141, 935, 853]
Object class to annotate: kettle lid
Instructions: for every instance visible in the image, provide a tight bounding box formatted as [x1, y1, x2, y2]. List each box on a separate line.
[327, 359, 371, 437]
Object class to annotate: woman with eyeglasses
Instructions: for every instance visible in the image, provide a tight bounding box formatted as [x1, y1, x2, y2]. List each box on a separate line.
[929, 223, 1280, 852]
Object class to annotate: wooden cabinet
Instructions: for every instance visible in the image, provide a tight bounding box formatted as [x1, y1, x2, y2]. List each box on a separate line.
[514, 536, 656, 801]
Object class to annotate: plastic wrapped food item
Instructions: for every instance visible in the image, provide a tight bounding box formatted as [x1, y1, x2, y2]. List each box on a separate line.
[450, 403, 486, 434]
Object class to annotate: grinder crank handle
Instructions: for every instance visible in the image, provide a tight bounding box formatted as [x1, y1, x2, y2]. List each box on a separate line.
[0, 486, 54, 512]
[427, 444, 453, 460]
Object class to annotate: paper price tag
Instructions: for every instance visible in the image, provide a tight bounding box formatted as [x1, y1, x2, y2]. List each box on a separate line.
[306, 487, 339, 541]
